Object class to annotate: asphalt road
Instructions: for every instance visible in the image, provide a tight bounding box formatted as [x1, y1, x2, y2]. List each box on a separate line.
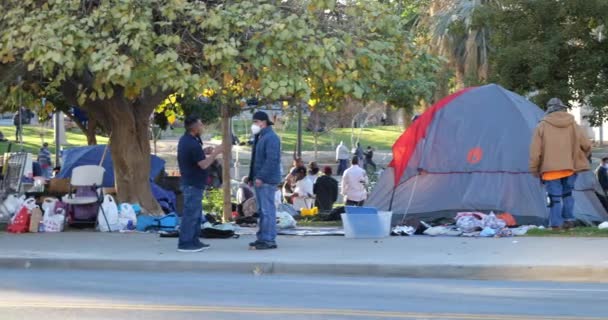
[1, 269, 607, 320]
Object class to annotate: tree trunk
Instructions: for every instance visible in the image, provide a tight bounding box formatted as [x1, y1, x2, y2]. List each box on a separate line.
[86, 117, 98, 145]
[313, 134, 319, 161]
[384, 105, 396, 126]
[221, 107, 233, 222]
[102, 99, 163, 215]
[403, 108, 413, 129]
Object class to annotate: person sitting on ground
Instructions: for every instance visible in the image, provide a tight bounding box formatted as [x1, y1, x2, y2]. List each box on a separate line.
[284, 167, 314, 211]
[596, 157, 608, 195]
[307, 161, 320, 184]
[236, 176, 254, 216]
[314, 166, 339, 212]
[341, 156, 368, 207]
[0, 131, 7, 142]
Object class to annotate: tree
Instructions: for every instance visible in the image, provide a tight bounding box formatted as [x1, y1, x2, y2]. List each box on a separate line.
[0, 0, 439, 217]
[478, 0, 608, 124]
[408, 0, 494, 100]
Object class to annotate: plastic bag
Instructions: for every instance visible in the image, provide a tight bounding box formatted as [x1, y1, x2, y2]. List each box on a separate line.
[118, 203, 137, 231]
[0, 194, 25, 222]
[7, 206, 31, 233]
[456, 216, 483, 233]
[41, 198, 58, 212]
[423, 226, 449, 236]
[480, 227, 497, 237]
[42, 208, 66, 233]
[599, 222, 608, 230]
[98, 195, 119, 232]
[482, 212, 506, 230]
[276, 211, 297, 229]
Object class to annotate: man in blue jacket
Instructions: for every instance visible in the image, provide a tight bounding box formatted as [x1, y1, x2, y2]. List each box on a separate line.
[249, 111, 282, 250]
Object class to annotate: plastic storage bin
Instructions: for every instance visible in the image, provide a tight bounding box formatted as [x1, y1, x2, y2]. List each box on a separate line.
[341, 211, 393, 238]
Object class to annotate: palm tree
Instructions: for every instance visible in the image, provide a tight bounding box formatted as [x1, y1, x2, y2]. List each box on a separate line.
[417, 0, 494, 95]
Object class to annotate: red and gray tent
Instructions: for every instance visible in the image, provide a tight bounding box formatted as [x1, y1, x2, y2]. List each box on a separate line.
[367, 84, 608, 225]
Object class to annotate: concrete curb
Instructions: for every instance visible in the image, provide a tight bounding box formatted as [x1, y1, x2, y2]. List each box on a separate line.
[1, 257, 607, 283]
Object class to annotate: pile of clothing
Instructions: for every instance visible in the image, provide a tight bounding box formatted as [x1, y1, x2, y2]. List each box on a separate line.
[391, 212, 538, 238]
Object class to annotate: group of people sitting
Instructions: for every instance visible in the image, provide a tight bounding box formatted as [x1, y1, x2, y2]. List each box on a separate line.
[234, 155, 369, 220]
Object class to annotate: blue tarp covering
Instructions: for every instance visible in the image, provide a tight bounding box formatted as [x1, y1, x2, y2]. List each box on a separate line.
[58, 145, 165, 187]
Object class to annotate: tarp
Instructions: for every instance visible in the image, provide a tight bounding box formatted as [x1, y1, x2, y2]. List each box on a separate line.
[367, 84, 608, 225]
[58, 145, 165, 188]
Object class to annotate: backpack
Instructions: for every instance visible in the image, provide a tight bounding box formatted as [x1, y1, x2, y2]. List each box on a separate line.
[200, 227, 238, 239]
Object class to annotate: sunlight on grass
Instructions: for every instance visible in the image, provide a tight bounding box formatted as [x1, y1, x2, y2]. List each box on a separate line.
[0, 125, 108, 154]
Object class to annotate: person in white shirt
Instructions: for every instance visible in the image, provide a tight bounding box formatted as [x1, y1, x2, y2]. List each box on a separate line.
[285, 167, 314, 211]
[341, 156, 368, 206]
[335, 141, 350, 176]
[307, 161, 320, 184]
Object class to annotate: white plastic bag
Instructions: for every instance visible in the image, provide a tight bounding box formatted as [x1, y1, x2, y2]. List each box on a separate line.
[599, 222, 608, 230]
[0, 194, 25, 222]
[41, 198, 58, 212]
[456, 216, 483, 233]
[98, 195, 120, 232]
[482, 212, 506, 230]
[424, 226, 449, 236]
[118, 203, 137, 231]
[42, 208, 66, 232]
[276, 211, 297, 229]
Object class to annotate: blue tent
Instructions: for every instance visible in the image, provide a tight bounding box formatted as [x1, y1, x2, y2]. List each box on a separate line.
[58, 145, 165, 187]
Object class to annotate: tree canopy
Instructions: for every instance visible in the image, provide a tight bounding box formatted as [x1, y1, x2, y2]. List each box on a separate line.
[478, 0, 608, 123]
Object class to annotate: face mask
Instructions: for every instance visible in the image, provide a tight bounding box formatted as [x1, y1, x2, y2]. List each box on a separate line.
[251, 124, 262, 135]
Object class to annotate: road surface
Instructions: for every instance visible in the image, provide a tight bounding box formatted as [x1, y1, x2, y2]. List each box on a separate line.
[0, 269, 607, 320]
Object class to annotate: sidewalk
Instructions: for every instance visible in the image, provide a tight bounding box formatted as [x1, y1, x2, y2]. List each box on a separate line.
[1, 231, 608, 282]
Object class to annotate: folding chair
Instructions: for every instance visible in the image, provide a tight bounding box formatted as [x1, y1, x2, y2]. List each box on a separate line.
[62, 165, 111, 231]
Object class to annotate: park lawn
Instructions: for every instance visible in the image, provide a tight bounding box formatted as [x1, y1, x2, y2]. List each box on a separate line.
[231, 125, 403, 152]
[0, 125, 108, 154]
[526, 227, 608, 237]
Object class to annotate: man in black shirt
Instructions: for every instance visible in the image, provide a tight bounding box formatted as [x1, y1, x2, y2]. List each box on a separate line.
[177, 116, 222, 253]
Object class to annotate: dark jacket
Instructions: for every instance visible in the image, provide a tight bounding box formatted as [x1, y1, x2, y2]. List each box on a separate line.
[250, 126, 282, 185]
[314, 175, 338, 212]
[597, 166, 608, 191]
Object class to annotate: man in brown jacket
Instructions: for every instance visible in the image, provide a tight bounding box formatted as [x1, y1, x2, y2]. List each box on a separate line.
[529, 98, 592, 230]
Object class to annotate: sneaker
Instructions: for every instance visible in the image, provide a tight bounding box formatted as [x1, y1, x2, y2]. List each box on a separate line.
[178, 243, 210, 253]
[250, 242, 278, 250]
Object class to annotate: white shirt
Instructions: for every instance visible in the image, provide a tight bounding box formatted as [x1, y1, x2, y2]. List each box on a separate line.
[336, 144, 350, 160]
[293, 177, 314, 211]
[307, 174, 318, 185]
[341, 165, 368, 202]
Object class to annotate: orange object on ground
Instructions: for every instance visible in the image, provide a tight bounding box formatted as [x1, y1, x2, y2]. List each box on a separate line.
[497, 213, 517, 227]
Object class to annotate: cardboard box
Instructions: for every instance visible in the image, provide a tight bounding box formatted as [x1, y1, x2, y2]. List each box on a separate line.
[48, 178, 71, 194]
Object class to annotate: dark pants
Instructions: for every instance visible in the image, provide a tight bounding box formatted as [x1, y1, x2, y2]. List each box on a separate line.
[346, 200, 365, 207]
[337, 159, 348, 175]
[178, 185, 204, 249]
[364, 160, 376, 172]
[15, 125, 22, 141]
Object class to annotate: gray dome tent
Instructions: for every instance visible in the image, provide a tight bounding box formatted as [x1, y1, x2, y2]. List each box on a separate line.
[367, 84, 608, 225]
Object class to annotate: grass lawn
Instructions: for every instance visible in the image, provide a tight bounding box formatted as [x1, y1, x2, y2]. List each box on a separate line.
[231, 125, 403, 152]
[0, 125, 108, 154]
[526, 227, 608, 237]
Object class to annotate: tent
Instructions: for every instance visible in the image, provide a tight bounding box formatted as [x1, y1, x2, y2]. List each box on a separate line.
[367, 84, 608, 225]
[58, 145, 166, 188]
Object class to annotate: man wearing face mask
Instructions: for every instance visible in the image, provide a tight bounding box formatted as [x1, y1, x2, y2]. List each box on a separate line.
[248, 111, 282, 250]
[177, 116, 223, 253]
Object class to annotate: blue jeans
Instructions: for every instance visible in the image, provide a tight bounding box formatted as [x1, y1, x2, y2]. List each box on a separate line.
[338, 159, 348, 175]
[545, 174, 577, 227]
[255, 184, 277, 244]
[179, 185, 204, 249]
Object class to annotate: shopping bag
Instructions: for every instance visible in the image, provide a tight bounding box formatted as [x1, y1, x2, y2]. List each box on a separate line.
[98, 195, 119, 232]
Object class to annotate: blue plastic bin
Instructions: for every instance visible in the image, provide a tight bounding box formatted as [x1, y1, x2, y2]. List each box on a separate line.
[345, 206, 378, 215]
[341, 211, 392, 238]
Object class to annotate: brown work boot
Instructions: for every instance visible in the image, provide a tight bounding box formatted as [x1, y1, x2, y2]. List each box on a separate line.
[563, 221, 576, 230]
